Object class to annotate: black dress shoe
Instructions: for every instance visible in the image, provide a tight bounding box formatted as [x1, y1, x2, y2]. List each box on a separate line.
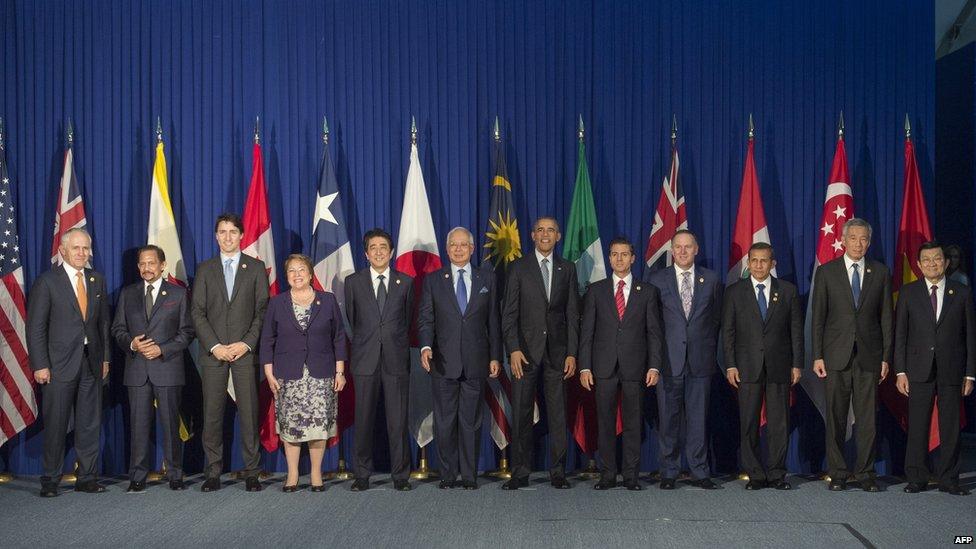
[201, 477, 221, 492]
[903, 482, 925, 493]
[659, 478, 677, 490]
[126, 481, 147, 493]
[244, 476, 262, 492]
[438, 480, 455, 489]
[551, 477, 570, 489]
[745, 480, 765, 490]
[939, 484, 971, 496]
[75, 481, 107, 494]
[394, 480, 412, 491]
[350, 479, 369, 492]
[310, 484, 325, 492]
[859, 479, 881, 492]
[169, 479, 186, 491]
[461, 480, 478, 490]
[39, 485, 58, 498]
[502, 477, 528, 490]
[770, 479, 792, 491]
[282, 484, 299, 493]
[594, 478, 617, 490]
[691, 478, 718, 490]
[623, 480, 642, 491]
[827, 479, 846, 491]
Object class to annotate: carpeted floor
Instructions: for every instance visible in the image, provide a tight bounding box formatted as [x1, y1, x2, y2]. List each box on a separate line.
[0, 469, 973, 549]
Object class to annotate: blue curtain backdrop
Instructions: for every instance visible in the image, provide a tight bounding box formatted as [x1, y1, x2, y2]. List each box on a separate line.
[0, 0, 936, 477]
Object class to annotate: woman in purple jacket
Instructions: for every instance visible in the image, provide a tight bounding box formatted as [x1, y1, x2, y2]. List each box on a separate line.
[260, 254, 348, 492]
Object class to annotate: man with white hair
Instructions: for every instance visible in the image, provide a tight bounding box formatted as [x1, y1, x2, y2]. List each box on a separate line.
[27, 228, 111, 497]
[418, 227, 502, 489]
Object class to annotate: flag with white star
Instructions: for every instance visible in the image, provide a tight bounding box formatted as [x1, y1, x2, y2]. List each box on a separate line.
[309, 128, 356, 449]
[0, 131, 38, 446]
[801, 127, 854, 425]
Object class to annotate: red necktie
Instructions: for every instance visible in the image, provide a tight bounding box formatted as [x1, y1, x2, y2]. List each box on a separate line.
[615, 279, 626, 320]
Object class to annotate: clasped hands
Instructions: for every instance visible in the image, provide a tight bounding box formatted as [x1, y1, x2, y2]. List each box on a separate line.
[212, 341, 250, 362]
[131, 334, 163, 360]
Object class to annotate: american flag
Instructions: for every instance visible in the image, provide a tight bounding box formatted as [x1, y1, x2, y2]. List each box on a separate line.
[644, 131, 687, 274]
[0, 127, 37, 446]
[50, 130, 88, 265]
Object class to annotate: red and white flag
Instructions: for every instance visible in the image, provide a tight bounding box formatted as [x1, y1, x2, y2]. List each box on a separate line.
[50, 141, 88, 265]
[644, 139, 687, 271]
[0, 132, 37, 446]
[241, 138, 280, 452]
[801, 124, 853, 423]
[395, 133, 442, 448]
[728, 122, 776, 283]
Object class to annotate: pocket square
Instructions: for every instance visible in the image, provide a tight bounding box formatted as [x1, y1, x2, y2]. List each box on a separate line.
[479, 286, 489, 294]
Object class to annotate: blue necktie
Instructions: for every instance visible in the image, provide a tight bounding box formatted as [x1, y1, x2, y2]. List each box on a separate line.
[224, 258, 235, 300]
[456, 268, 467, 314]
[756, 283, 767, 321]
[851, 263, 861, 308]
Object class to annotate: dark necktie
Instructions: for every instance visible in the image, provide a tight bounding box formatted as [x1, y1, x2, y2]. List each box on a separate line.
[377, 274, 388, 312]
[931, 284, 938, 318]
[756, 283, 767, 321]
[145, 284, 155, 319]
[851, 263, 861, 308]
[456, 269, 467, 314]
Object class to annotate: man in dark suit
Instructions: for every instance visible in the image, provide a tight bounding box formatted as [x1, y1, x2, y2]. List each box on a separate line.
[811, 217, 892, 492]
[501, 217, 579, 490]
[26, 228, 111, 497]
[647, 229, 723, 489]
[579, 237, 662, 490]
[418, 227, 502, 489]
[895, 241, 975, 496]
[344, 228, 414, 492]
[191, 213, 269, 492]
[111, 245, 194, 492]
[722, 242, 803, 490]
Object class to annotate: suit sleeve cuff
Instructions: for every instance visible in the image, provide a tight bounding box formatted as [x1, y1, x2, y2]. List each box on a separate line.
[209, 344, 220, 354]
[243, 343, 252, 352]
[579, 369, 591, 373]
[966, 376, 975, 381]
[421, 346, 432, 354]
[896, 372, 906, 376]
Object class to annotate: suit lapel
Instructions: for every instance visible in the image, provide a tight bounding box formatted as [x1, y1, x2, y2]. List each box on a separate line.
[466, 267, 484, 318]
[762, 278, 779, 327]
[528, 256, 550, 307]
[307, 292, 323, 328]
[688, 269, 705, 320]
[663, 268, 682, 313]
[56, 267, 85, 320]
[147, 280, 168, 324]
[229, 256, 248, 304]
[621, 281, 643, 324]
[936, 281, 950, 325]
[442, 268, 463, 316]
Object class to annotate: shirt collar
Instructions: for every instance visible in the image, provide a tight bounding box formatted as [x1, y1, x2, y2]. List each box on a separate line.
[612, 272, 633, 288]
[221, 252, 242, 264]
[63, 262, 85, 280]
[925, 276, 946, 291]
[674, 263, 695, 279]
[535, 248, 553, 264]
[750, 275, 772, 289]
[371, 266, 391, 280]
[144, 278, 163, 291]
[843, 254, 864, 271]
[451, 263, 472, 278]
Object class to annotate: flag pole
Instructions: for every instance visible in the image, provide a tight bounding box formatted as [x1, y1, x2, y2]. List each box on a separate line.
[0, 119, 10, 484]
[571, 114, 601, 480]
[485, 115, 512, 480]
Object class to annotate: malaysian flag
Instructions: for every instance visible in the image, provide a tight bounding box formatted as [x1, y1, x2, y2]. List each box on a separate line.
[310, 118, 356, 449]
[644, 118, 687, 275]
[0, 122, 37, 446]
[50, 122, 88, 266]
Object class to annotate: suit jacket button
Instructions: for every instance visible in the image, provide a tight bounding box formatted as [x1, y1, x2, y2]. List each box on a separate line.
[930, 347, 935, 351]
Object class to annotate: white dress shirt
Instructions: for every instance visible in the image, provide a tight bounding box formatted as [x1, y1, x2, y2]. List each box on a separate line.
[843, 254, 866, 288]
[451, 262, 472, 303]
[63, 262, 88, 344]
[675, 264, 696, 295]
[612, 272, 633, 306]
[536, 249, 553, 300]
[371, 266, 392, 297]
[751, 275, 772, 305]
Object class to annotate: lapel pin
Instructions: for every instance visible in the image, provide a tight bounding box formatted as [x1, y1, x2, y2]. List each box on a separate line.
[772, 296, 778, 302]
[161, 290, 167, 296]
[949, 289, 954, 295]
[699, 277, 704, 283]
[866, 268, 871, 274]
[242, 263, 247, 269]
[395, 279, 401, 285]
[96, 294, 101, 298]
[444, 273, 450, 279]
[89, 276, 95, 282]
[635, 285, 641, 291]
[557, 266, 562, 271]
[316, 300, 321, 305]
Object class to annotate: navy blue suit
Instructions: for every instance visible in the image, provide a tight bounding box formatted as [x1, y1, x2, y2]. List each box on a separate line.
[259, 291, 348, 381]
[647, 265, 723, 480]
[417, 263, 502, 483]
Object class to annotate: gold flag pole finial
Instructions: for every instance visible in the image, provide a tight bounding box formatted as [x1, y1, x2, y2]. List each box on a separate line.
[67, 118, 74, 147]
[578, 114, 585, 142]
[838, 111, 845, 140]
[323, 115, 330, 146]
[671, 114, 678, 144]
[411, 116, 418, 145]
[254, 116, 261, 145]
[155, 116, 163, 145]
[748, 113, 755, 140]
[493, 115, 501, 143]
[904, 113, 912, 141]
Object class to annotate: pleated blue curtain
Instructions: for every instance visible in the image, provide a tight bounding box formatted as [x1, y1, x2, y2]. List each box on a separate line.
[0, 0, 934, 475]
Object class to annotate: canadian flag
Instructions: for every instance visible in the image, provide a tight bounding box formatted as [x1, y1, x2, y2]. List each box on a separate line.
[395, 133, 442, 448]
[241, 138, 280, 452]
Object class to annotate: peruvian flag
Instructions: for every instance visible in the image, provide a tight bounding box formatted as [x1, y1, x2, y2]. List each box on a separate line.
[882, 119, 963, 451]
[644, 139, 687, 272]
[241, 138, 280, 452]
[395, 133, 442, 448]
[801, 124, 854, 423]
[727, 124, 776, 283]
[50, 138, 89, 265]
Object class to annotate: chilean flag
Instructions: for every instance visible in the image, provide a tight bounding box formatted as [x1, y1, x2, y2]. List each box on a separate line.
[395, 134, 442, 448]
[241, 139, 280, 452]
